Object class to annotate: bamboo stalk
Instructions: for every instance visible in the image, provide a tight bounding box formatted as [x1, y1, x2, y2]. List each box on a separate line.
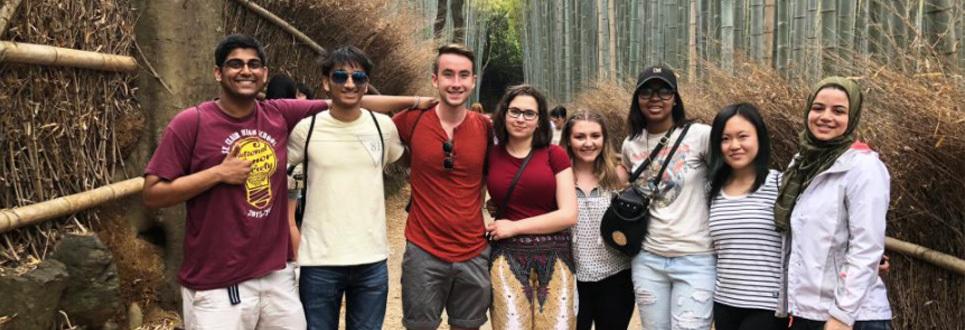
[0, 178, 144, 234]
[886, 237, 965, 276]
[229, 0, 327, 56]
[0, 0, 23, 36]
[0, 41, 137, 72]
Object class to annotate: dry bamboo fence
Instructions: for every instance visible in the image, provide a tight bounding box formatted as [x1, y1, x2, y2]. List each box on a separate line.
[223, 0, 435, 97]
[0, 0, 142, 269]
[0, 41, 137, 72]
[886, 237, 965, 276]
[0, 0, 22, 36]
[0, 178, 143, 234]
[228, 0, 326, 56]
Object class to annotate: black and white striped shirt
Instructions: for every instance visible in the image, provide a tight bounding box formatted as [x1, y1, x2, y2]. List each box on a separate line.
[709, 170, 783, 311]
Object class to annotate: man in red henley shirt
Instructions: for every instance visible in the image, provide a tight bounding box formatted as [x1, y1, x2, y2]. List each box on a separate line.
[393, 44, 492, 330]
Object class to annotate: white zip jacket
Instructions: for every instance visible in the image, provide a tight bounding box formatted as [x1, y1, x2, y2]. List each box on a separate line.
[785, 147, 893, 325]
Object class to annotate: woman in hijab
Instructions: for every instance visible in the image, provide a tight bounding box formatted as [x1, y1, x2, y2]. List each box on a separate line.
[774, 77, 893, 330]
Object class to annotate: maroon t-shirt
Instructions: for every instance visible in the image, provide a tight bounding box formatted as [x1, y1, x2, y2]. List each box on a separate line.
[486, 144, 571, 220]
[144, 99, 328, 290]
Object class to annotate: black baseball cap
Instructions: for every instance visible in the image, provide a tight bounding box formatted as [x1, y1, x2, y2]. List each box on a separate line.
[635, 64, 678, 91]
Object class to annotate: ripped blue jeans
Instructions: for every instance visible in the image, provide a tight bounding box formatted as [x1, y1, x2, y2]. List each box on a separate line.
[631, 251, 716, 330]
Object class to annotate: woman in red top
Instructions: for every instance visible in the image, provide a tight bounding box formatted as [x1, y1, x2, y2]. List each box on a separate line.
[486, 85, 578, 329]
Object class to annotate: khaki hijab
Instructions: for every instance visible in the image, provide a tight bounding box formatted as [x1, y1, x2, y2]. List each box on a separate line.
[774, 77, 863, 232]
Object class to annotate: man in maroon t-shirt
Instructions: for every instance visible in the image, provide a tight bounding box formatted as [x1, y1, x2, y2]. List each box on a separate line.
[393, 44, 492, 330]
[143, 34, 430, 329]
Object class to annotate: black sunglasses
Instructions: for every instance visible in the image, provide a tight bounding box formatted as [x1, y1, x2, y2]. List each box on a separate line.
[638, 88, 675, 101]
[443, 139, 454, 171]
[223, 59, 264, 70]
[331, 70, 369, 85]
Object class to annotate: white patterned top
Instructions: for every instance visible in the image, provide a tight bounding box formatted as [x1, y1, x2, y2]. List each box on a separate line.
[573, 187, 632, 282]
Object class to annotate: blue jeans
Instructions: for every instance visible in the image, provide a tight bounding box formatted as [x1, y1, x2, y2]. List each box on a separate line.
[299, 260, 389, 330]
[631, 251, 716, 330]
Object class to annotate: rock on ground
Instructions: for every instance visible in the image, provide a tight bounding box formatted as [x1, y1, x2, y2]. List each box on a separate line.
[50, 233, 122, 328]
[0, 259, 69, 329]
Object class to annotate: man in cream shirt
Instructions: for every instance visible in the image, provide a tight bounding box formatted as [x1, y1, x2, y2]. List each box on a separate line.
[287, 46, 404, 330]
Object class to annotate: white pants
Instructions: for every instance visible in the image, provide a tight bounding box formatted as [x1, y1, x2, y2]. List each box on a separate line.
[181, 262, 305, 330]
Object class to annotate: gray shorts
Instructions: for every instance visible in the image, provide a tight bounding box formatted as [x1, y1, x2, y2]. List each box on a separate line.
[401, 242, 491, 329]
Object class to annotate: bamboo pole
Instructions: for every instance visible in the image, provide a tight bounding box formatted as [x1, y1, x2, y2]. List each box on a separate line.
[0, 178, 144, 234]
[0, 41, 137, 72]
[886, 237, 965, 276]
[0, 0, 23, 36]
[229, 0, 327, 57]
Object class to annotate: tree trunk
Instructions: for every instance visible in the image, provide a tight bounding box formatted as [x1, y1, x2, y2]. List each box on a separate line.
[434, 0, 448, 40]
[722, 0, 736, 73]
[608, 0, 617, 76]
[451, 0, 465, 43]
[763, 0, 776, 66]
[819, 0, 837, 75]
[689, 0, 699, 82]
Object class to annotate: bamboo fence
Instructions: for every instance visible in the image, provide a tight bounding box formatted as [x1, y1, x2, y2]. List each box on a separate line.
[222, 0, 434, 97]
[0, 178, 143, 234]
[0, 0, 22, 36]
[0, 41, 137, 72]
[0, 0, 142, 268]
[228, 0, 327, 57]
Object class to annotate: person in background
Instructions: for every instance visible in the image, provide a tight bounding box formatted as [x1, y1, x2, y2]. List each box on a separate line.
[471, 102, 484, 113]
[621, 65, 715, 330]
[559, 110, 634, 330]
[775, 77, 892, 330]
[486, 84, 577, 329]
[296, 81, 315, 100]
[549, 105, 567, 145]
[266, 74, 298, 100]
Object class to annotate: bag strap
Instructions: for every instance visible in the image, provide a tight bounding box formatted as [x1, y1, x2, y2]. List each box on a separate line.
[403, 108, 429, 145]
[496, 148, 535, 219]
[295, 114, 318, 218]
[651, 123, 692, 191]
[191, 106, 201, 155]
[368, 110, 385, 166]
[628, 127, 676, 182]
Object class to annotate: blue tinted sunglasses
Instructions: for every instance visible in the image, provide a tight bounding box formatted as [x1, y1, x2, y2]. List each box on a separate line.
[331, 70, 368, 85]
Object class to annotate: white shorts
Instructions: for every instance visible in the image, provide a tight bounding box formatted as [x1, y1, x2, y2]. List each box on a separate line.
[181, 262, 305, 330]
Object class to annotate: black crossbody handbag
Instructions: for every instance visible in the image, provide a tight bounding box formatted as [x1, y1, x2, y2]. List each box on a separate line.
[600, 123, 691, 256]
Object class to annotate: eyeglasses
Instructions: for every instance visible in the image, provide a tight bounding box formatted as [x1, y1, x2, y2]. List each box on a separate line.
[223, 59, 265, 70]
[638, 88, 675, 101]
[443, 139, 454, 171]
[507, 107, 538, 121]
[331, 70, 369, 85]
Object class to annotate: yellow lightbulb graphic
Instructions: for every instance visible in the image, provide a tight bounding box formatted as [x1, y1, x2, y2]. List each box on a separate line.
[232, 137, 277, 209]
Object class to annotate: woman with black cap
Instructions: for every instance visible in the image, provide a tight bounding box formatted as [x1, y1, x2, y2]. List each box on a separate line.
[618, 65, 715, 329]
[775, 77, 892, 330]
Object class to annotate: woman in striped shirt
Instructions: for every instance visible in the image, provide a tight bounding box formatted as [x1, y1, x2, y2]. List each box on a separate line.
[706, 103, 788, 330]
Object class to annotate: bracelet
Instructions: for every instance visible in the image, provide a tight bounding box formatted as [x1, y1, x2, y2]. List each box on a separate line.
[412, 96, 421, 109]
